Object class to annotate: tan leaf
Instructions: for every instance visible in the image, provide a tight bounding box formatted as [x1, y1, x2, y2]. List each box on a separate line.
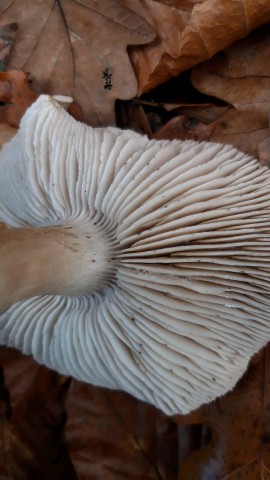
[192, 27, 270, 156]
[174, 345, 270, 479]
[0, 0, 155, 126]
[123, 0, 270, 94]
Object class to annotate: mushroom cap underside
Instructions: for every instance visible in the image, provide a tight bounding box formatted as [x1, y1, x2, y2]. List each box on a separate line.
[0, 95, 270, 415]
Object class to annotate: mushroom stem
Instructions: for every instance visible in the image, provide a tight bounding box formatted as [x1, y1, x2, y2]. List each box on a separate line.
[0, 224, 113, 313]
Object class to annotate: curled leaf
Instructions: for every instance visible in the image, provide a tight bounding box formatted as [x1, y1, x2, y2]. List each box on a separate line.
[123, 0, 270, 94]
[192, 27, 270, 156]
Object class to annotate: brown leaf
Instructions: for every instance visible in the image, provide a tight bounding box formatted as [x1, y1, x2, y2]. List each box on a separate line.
[0, 347, 77, 479]
[123, 0, 270, 94]
[0, 367, 10, 477]
[192, 27, 270, 156]
[174, 345, 270, 479]
[65, 381, 178, 480]
[152, 114, 215, 141]
[0, 0, 155, 126]
[116, 100, 153, 135]
[0, 70, 37, 127]
[156, 0, 207, 7]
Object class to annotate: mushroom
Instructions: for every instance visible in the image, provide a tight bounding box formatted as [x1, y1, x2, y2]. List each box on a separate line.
[0, 94, 270, 416]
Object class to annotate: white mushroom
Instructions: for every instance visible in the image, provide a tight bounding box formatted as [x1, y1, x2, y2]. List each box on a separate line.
[0, 94, 270, 415]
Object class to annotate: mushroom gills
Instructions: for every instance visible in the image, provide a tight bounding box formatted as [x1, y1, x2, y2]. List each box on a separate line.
[0, 95, 270, 415]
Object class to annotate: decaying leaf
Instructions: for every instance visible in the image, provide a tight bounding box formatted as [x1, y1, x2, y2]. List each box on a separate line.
[0, 347, 178, 479]
[0, 0, 155, 126]
[0, 347, 76, 479]
[175, 346, 270, 480]
[145, 26, 270, 157]
[123, 0, 270, 94]
[152, 113, 215, 141]
[65, 381, 178, 480]
[0, 366, 10, 478]
[192, 27, 270, 156]
[147, 102, 231, 140]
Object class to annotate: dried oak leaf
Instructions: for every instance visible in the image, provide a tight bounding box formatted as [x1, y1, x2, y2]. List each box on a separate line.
[152, 112, 215, 142]
[0, 347, 76, 479]
[191, 27, 270, 157]
[65, 380, 178, 480]
[149, 102, 230, 141]
[0, 0, 155, 126]
[174, 346, 270, 480]
[123, 0, 270, 94]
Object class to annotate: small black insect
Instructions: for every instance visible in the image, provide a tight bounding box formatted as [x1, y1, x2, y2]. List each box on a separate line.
[102, 68, 113, 90]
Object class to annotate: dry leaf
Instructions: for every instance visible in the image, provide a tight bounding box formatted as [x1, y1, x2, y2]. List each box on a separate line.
[152, 113, 215, 141]
[123, 0, 270, 94]
[116, 100, 153, 135]
[105, 390, 179, 480]
[149, 102, 230, 140]
[0, 0, 155, 126]
[0, 349, 178, 479]
[175, 346, 270, 479]
[192, 27, 270, 156]
[0, 347, 76, 479]
[65, 381, 178, 480]
[157, 0, 207, 7]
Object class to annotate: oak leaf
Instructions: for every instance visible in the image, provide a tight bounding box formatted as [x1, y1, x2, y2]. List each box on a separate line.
[175, 347, 270, 480]
[0, 348, 178, 479]
[65, 381, 178, 480]
[0, 0, 155, 125]
[192, 27, 270, 156]
[123, 0, 270, 95]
